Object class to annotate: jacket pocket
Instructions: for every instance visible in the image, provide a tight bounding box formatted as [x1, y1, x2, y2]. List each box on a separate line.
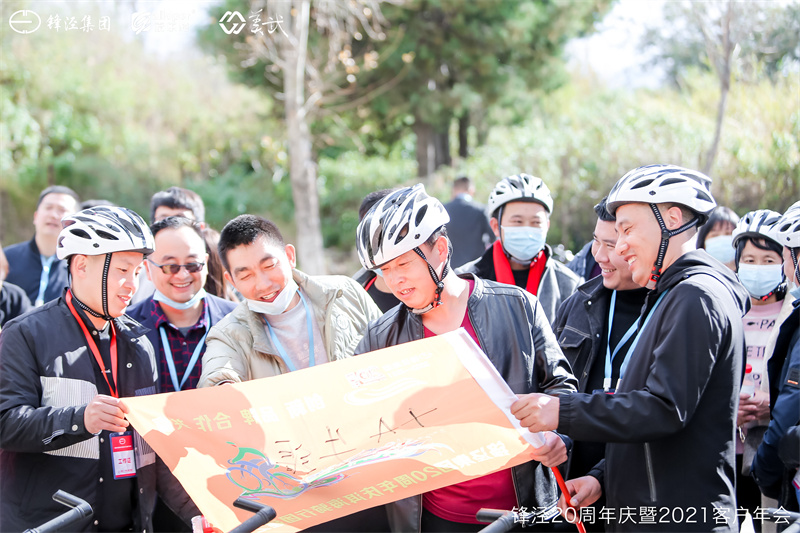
[644, 442, 657, 502]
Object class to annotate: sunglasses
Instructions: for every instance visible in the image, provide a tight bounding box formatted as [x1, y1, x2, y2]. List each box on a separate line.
[148, 260, 205, 275]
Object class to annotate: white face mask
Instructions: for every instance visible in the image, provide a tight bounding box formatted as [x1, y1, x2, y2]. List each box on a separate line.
[246, 278, 299, 315]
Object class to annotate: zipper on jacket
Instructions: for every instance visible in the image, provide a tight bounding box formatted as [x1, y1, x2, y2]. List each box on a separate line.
[644, 442, 657, 502]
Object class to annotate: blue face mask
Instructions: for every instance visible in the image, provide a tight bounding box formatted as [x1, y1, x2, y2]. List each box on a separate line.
[153, 288, 206, 310]
[704, 235, 735, 264]
[737, 264, 784, 299]
[501, 226, 547, 263]
[790, 281, 800, 301]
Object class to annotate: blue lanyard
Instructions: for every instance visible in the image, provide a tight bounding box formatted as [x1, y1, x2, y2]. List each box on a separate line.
[36, 255, 56, 306]
[262, 292, 315, 373]
[604, 289, 669, 391]
[159, 322, 208, 392]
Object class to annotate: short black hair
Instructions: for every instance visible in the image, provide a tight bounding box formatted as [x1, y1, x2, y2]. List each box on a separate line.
[734, 236, 783, 266]
[37, 186, 80, 209]
[150, 187, 205, 224]
[453, 176, 471, 192]
[80, 199, 116, 210]
[594, 196, 615, 222]
[150, 216, 204, 239]
[424, 225, 449, 248]
[218, 215, 285, 271]
[359, 189, 396, 221]
[697, 206, 739, 249]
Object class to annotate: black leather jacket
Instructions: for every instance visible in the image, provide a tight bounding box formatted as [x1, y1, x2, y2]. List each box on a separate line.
[355, 273, 578, 532]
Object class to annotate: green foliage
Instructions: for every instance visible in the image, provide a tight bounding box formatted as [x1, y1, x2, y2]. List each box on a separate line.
[1, 12, 280, 243]
[437, 69, 799, 251]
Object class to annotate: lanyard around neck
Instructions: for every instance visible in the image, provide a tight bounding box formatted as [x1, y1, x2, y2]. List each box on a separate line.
[66, 290, 119, 398]
[261, 292, 315, 373]
[604, 289, 669, 391]
[36, 255, 56, 305]
[158, 320, 208, 392]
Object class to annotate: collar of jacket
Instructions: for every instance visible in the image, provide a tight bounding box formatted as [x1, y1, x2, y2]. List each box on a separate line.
[57, 289, 149, 340]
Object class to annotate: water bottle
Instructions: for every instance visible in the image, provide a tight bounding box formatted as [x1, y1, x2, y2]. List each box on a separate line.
[741, 363, 755, 398]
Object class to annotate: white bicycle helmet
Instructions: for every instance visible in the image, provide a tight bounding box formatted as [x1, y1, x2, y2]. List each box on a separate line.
[487, 174, 554, 219]
[771, 201, 800, 286]
[58, 206, 154, 320]
[57, 206, 155, 260]
[771, 201, 800, 249]
[606, 164, 717, 289]
[732, 209, 783, 249]
[356, 184, 451, 313]
[606, 164, 716, 220]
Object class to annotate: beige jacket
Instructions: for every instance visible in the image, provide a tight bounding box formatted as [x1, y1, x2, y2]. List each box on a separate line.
[199, 269, 382, 386]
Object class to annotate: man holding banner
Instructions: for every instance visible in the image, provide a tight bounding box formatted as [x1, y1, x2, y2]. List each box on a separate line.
[512, 165, 747, 532]
[355, 184, 578, 532]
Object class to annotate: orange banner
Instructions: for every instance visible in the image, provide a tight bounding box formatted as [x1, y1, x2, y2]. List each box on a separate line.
[124, 329, 543, 532]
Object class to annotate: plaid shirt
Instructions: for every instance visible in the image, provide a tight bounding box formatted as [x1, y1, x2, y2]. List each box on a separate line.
[151, 299, 209, 393]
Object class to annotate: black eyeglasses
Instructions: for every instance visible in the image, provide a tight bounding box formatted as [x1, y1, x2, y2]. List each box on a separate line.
[148, 260, 205, 275]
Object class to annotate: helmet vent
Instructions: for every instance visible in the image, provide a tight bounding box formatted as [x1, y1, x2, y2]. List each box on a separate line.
[630, 179, 655, 190]
[69, 228, 92, 240]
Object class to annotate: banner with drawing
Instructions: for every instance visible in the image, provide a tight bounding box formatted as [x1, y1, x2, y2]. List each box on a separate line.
[124, 329, 542, 532]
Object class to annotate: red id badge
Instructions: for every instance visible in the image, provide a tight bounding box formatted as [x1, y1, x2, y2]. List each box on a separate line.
[110, 431, 137, 479]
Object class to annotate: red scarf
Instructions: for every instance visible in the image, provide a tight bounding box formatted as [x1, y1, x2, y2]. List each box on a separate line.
[492, 240, 546, 295]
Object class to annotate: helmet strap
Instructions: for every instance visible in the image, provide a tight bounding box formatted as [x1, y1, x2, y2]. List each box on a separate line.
[790, 247, 800, 287]
[408, 241, 452, 315]
[101, 253, 112, 319]
[69, 253, 115, 322]
[647, 203, 700, 289]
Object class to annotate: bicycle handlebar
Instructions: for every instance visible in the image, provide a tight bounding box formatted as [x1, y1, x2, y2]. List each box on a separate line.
[476, 509, 519, 533]
[23, 490, 93, 533]
[227, 499, 277, 533]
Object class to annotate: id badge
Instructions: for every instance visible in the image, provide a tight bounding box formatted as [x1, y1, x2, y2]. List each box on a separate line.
[110, 431, 137, 479]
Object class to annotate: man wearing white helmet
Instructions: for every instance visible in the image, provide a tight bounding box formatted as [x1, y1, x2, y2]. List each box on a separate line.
[355, 184, 578, 532]
[0, 206, 199, 532]
[457, 174, 582, 325]
[511, 165, 749, 532]
[752, 201, 800, 513]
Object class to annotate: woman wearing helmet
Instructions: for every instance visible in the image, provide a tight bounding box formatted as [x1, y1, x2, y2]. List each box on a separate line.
[511, 165, 750, 532]
[730, 209, 786, 519]
[355, 184, 578, 532]
[752, 200, 800, 513]
[0, 206, 199, 532]
[457, 174, 582, 325]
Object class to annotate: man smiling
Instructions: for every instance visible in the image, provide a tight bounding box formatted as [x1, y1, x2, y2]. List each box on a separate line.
[128, 216, 236, 394]
[199, 214, 381, 384]
[0, 206, 198, 532]
[198, 214, 385, 531]
[512, 165, 749, 532]
[550, 197, 649, 530]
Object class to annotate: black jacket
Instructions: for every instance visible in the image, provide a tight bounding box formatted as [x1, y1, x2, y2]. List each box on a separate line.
[457, 244, 582, 325]
[443, 194, 494, 267]
[558, 251, 748, 532]
[752, 300, 800, 511]
[3, 237, 70, 304]
[552, 276, 610, 394]
[355, 273, 578, 532]
[0, 294, 198, 532]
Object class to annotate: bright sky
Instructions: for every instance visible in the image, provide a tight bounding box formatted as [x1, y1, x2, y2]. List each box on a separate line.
[566, 0, 666, 88]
